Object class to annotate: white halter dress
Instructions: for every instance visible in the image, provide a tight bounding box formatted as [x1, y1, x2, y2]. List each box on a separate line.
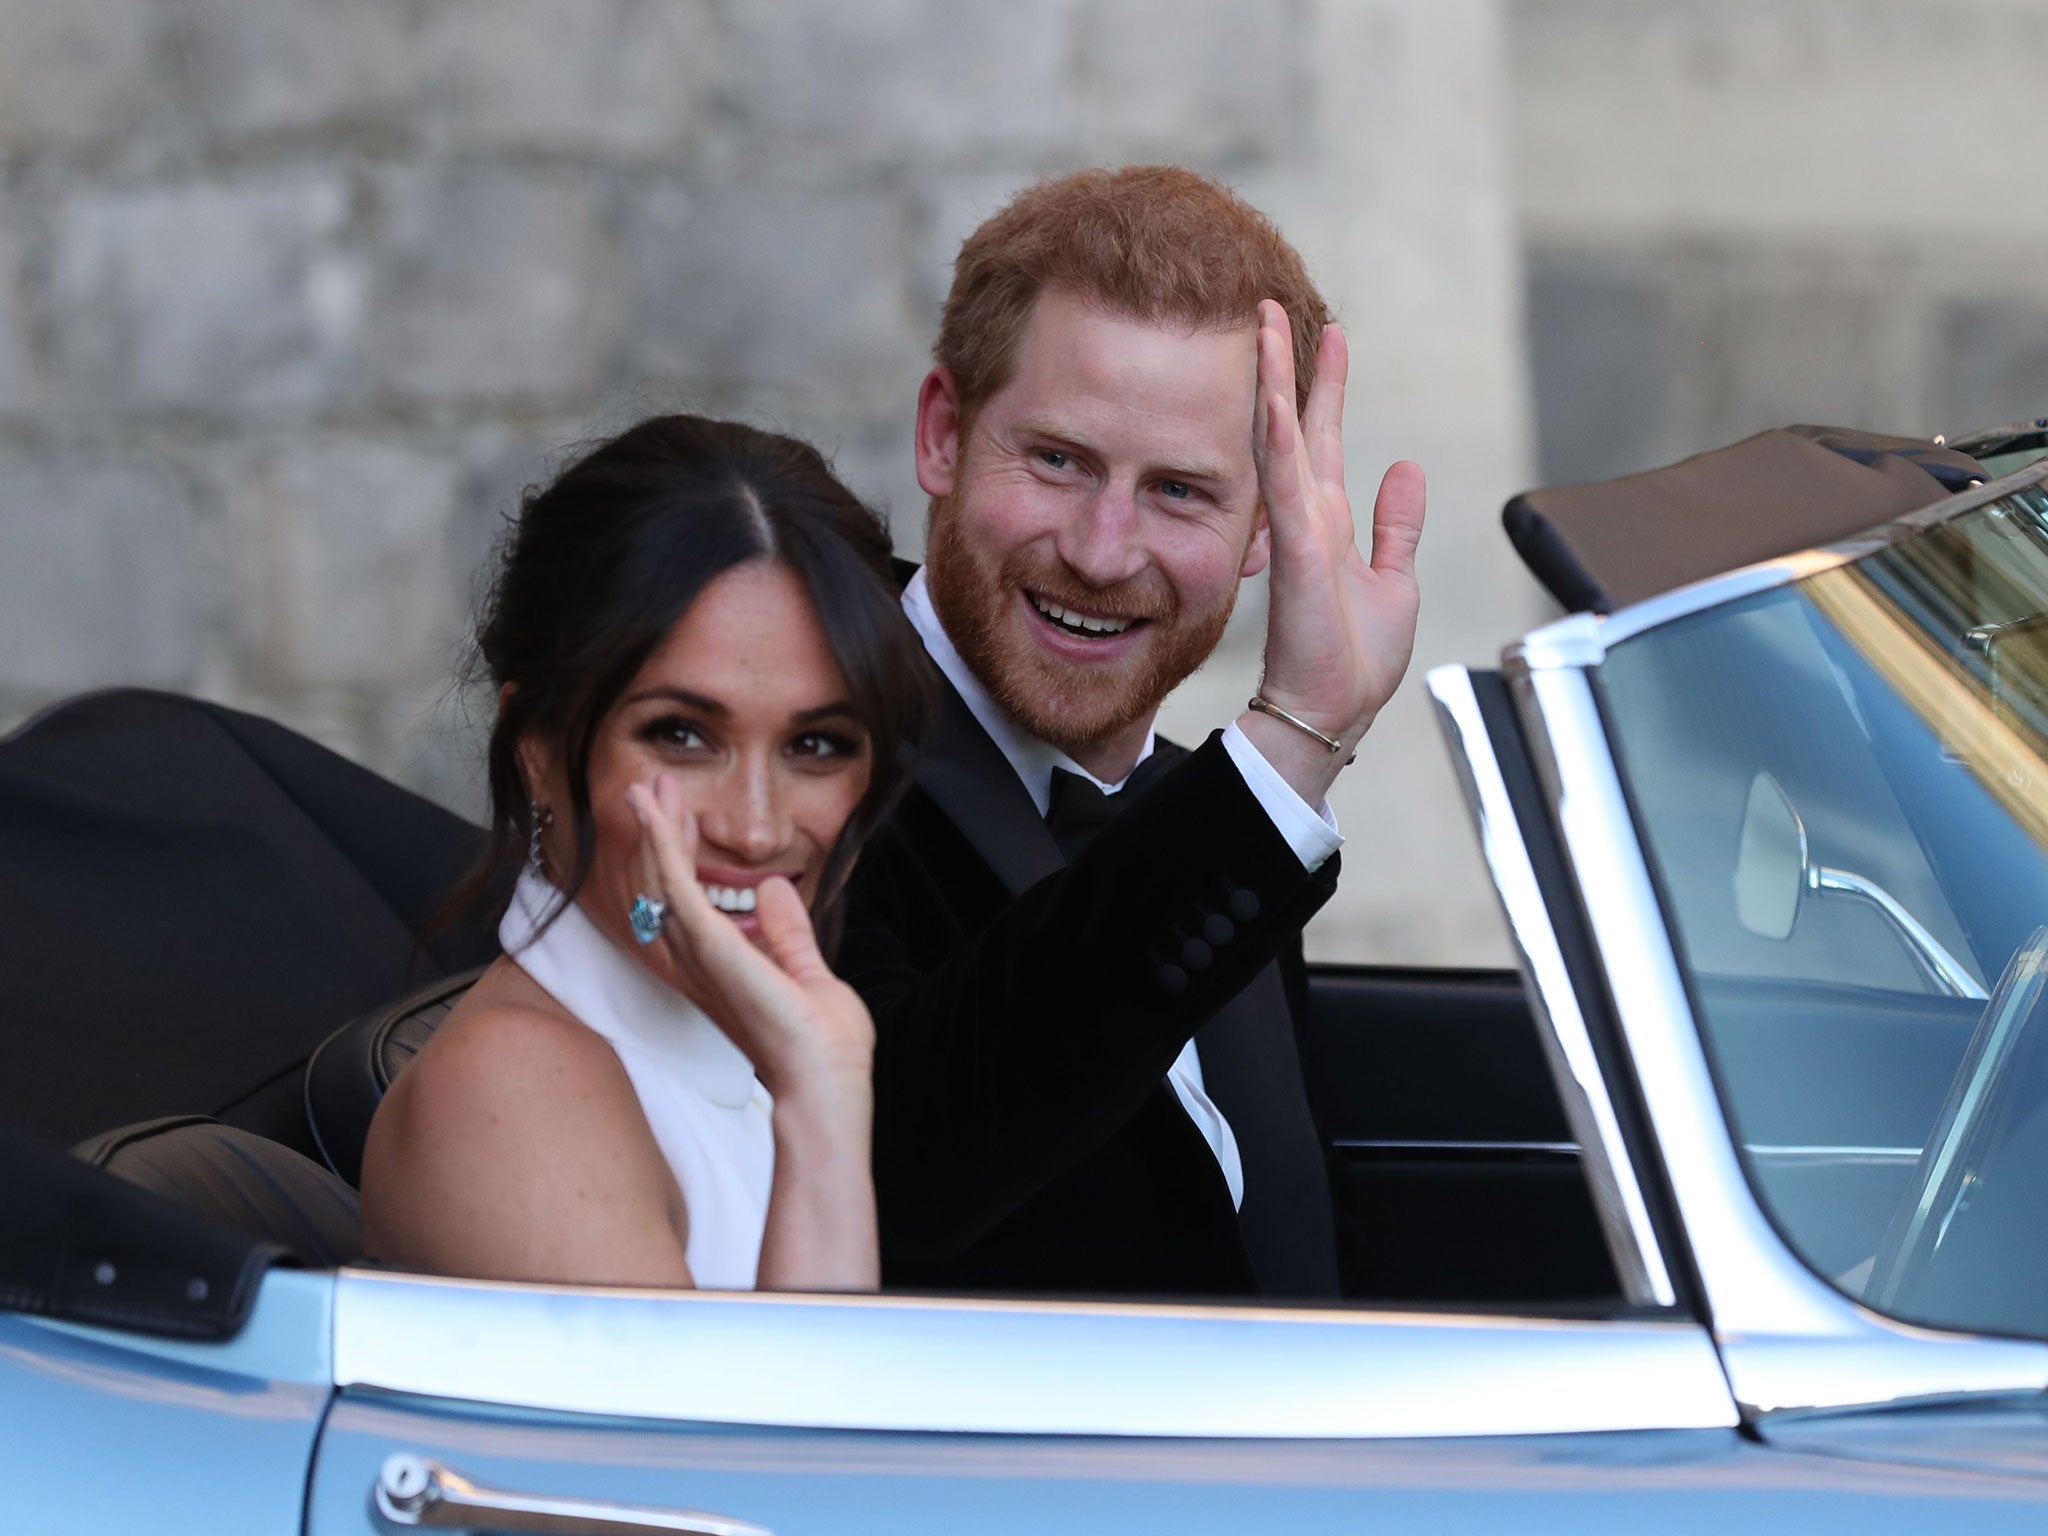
[500, 868, 775, 1290]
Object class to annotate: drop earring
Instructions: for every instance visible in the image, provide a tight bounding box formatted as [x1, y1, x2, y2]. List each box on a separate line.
[528, 801, 554, 875]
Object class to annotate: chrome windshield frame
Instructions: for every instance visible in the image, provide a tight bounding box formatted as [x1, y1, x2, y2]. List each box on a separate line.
[1426, 665, 1675, 1309]
[1495, 478, 2048, 1414]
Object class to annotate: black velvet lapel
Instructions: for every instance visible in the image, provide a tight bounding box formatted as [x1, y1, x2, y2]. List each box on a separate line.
[910, 681, 1341, 1295]
[912, 677, 1064, 899]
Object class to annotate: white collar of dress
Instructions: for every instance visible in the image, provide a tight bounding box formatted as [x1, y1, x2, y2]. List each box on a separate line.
[498, 868, 760, 1111]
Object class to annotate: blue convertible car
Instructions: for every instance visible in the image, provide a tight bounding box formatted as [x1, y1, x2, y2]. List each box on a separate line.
[8, 421, 2048, 1532]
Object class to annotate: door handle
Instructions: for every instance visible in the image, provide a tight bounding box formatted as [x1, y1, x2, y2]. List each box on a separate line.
[375, 1453, 773, 1536]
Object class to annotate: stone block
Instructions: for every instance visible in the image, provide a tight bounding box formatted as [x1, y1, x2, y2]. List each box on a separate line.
[1524, 247, 1673, 484]
[0, 202, 37, 414]
[419, 0, 716, 156]
[0, 452, 201, 693]
[369, 677, 492, 821]
[1073, 0, 1301, 161]
[43, 171, 365, 413]
[0, 0, 164, 149]
[1511, 0, 2048, 239]
[213, 437, 463, 691]
[912, 170, 1038, 319]
[1664, 250, 1921, 449]
[175, 0, 416, 140]
[722, 0, 1080, 161]
[365, 166, 617, 405]
[445, 416, 596, 621]
[1933, 297, 2048, 437]
[621, 176, 921, 414]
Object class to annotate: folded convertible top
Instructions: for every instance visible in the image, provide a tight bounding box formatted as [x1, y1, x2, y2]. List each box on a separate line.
[0, 1118, 281, 1340]
[1504, 425, 1987, 614]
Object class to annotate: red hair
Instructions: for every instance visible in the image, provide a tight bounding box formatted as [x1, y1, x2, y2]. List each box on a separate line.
[936, 165, 1331, 420]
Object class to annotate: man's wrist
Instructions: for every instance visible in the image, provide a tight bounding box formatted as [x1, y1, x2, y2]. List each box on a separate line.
[1235, 708, 1354, 808]
[1224, 718, 1346, 872]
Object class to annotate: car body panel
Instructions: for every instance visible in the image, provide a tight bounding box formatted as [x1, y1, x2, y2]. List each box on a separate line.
[0, 1273, 332, 1535]
[1764, 1397, 2048, 1481]
[310, 1393, 2048, 1536]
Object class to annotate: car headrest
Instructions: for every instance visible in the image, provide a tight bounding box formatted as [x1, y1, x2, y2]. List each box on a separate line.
[74, 1116, 362, 1269]
[303, 967, 485, 1188]
[1503, 425, 1987, 614]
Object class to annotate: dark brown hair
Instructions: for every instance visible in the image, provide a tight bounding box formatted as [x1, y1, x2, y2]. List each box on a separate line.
[451, 414, 937, 952]
[936, 165, 1332, 423]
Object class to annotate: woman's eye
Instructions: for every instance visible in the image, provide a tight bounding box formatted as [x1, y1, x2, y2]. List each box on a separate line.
[641, 716, 710, 751]
[790, 731, 862, 761]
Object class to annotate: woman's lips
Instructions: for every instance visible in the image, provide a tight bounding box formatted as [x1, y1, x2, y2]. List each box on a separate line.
[694, 868, 803, 937]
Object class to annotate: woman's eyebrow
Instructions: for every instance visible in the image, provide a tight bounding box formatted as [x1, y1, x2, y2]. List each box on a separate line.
[624, 686, 728, 716]
[793, 701, 858, 725]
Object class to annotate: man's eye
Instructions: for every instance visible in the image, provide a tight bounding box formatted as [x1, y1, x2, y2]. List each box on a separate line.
[1158, 479, 1193, 500]
[1037, 449, 1071, 471]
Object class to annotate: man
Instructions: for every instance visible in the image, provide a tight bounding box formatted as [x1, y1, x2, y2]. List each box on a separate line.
[839, 166, 1425, 1297]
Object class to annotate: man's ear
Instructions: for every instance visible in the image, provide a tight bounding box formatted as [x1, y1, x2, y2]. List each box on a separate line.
[914, 366, 962, 498]
[1240, 506, 1272, 580]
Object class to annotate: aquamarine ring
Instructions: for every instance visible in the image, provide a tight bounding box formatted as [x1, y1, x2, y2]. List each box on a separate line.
[628, 893, 667, 945]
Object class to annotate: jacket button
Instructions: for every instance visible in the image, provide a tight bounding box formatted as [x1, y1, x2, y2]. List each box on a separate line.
[1156, 963, 1189, 997]
[1181, 938, 1213, 972]
[1202, 913, 1235, 945]
[1228, 889, 1261, 922]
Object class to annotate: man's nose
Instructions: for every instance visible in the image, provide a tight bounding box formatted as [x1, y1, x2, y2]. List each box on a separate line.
[698, 759, 788, 863]
[1053, 483, 1146, 589]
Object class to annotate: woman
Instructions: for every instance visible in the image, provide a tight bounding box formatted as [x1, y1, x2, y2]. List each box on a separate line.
[361, 415, 935, 1291]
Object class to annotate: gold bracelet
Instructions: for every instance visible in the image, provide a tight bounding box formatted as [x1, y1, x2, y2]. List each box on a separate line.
[1246, 694, 1344, 754]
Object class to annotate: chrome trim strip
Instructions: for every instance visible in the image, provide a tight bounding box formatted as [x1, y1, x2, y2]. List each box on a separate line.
[1426, 665, 1676, 1307]
[1331, 1139, 1579, 1156]
[333, 1270, 1736, 1439]
[1511, 457, 2048, 671]
[1509, 662, 2048, 1416]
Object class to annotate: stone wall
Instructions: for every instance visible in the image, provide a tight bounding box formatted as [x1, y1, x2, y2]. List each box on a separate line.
[0, 0, 1543, 965]
[1513, 0, 2048, 486]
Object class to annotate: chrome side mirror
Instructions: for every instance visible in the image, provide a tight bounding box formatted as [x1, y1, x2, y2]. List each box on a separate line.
[1734, 771, 1806, 940]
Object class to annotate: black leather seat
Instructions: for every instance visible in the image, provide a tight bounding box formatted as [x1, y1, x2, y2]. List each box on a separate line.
[303, 967, 484, 1187]
[75, 1116, 363, 1267]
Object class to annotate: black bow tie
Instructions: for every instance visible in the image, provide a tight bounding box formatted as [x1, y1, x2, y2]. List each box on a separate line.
[1045, 754, 1174, 863]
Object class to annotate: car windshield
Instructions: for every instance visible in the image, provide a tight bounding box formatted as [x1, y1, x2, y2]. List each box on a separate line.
[1598, 476, 2048, 1341]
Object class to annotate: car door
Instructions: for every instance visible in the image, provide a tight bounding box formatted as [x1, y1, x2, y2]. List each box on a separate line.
[306, 1265, 1750, 1536]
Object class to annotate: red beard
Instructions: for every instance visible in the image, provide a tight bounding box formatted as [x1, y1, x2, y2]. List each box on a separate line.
[923, 495, 1237, 756]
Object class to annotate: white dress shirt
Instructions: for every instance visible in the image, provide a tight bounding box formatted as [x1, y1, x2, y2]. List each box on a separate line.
[901, 570, 1344, 1211]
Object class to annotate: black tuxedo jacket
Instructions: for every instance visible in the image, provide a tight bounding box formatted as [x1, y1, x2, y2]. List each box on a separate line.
[839, 677, 1343, 1298]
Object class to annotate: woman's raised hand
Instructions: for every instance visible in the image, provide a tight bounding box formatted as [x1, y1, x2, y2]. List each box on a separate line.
[626, 774, 873, 1100]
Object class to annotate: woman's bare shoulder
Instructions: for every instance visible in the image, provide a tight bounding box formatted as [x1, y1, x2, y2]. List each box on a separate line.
[383, 960, 632, 1127]
[361, 959, 688, 1283]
